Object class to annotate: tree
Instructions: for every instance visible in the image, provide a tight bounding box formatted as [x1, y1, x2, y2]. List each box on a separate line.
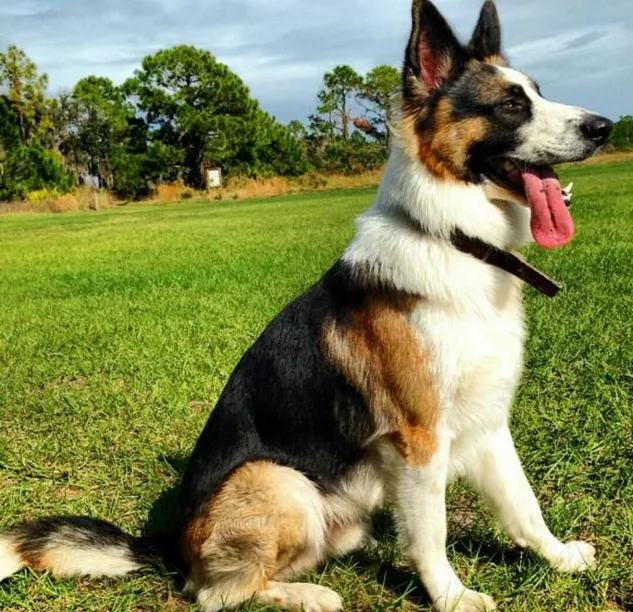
[71, 76, 133, 187]
[124, 46, 260, 188]
[0, 46, 48, 145]
[0, 143, 75, 201]
[316, 65, 363, 141]
[244, 111, 309, 177]
[287, 119, 307, 141]
[40, 91, 79, 154]
[356, 65, 400, 148]
[0, 95, 21, 152]
[609, 116, 633, 150]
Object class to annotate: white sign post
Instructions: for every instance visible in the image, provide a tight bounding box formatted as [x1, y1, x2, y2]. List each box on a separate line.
[207, 168, 222, 189]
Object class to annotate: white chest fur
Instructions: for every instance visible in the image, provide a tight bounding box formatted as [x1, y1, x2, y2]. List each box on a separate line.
[343, 145, 532, 468]
[410, 296, 525, 438]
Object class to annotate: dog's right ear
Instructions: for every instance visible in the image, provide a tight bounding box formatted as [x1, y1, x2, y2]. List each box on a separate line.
[468, 1, 504, 61]
[403, 0, 466, 101]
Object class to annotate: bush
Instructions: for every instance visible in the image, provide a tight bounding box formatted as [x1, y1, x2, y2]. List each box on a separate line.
[27, 188, 58, 205]
[49, 194, 79, 213]
[307, 137, 388, 175]
[0, 144, 76, 201]
[609, 116, 633, 150]
[74, 186, 116, 210]
[297, 171, 328, 190]
[111, 151, 154, 200]
[155, 182, 184, 202]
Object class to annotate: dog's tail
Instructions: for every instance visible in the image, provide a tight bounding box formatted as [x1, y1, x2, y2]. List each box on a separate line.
[0, 516, 173, 582]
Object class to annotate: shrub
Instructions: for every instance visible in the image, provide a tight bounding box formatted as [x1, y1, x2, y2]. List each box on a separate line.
[49, 194, 79, 213]
[307, 138, 388, 175]
[609, 116, 633, 150]
[74, 186, 116, 210]
[27, 188, 58, 205]
[155, 182, 185, 202]
[179, 187, 195, 200]
[111, 151, 154, 200]
[0, 144, 76, 201]
[297, 171, 328, 190]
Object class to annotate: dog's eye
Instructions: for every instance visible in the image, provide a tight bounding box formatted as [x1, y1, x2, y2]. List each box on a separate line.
[503, 99, 523, 111]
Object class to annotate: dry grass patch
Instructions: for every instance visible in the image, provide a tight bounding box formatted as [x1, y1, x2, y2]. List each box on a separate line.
[155, 182, 187, 203]
[49, 194, 79, 213]
[0, 187, 117, 215]
[74, 186, 117, 211]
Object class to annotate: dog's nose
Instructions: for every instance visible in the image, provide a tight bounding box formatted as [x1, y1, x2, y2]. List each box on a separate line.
[580, 115, 613, 146]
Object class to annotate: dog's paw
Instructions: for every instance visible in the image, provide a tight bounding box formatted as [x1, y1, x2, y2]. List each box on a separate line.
[296, 585, 343, 612]
[436, 589, 497, 612]
[551, 540, 596, 573]
[264, 583, 343, 612]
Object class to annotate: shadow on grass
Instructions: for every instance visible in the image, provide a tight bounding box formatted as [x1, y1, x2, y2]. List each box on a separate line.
[335, 508, 525, 608]
[141, 454, 189, 591]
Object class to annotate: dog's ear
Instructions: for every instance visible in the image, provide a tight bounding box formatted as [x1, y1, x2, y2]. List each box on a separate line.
[403, 0, 466, 100]
[468, 1, 504, 61]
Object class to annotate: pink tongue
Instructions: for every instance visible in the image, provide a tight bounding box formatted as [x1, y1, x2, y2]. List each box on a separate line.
[521, 165, 575, 249]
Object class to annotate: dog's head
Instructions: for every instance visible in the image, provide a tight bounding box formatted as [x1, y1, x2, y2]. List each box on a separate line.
[400, 0, 613, 248]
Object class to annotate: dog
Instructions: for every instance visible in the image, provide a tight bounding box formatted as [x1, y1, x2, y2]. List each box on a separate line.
[0, 1, 613, 610]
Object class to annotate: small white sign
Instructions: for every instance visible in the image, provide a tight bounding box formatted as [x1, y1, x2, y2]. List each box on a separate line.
[207, 168, 222, 189]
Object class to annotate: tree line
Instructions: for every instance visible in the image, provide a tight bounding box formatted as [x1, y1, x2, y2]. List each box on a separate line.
[0, 45, 399, 201]
[1, 43, 630, 202]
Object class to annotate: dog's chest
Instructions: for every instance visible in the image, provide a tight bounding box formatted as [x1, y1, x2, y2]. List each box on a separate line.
[409, 299, 526, 434]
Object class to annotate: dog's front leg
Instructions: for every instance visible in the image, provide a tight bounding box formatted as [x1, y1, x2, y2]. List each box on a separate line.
[385, 435, 497, 612]
[465, 426, 596, 572]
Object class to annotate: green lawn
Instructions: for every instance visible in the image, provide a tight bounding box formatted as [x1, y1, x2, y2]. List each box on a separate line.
[0, 162, 632, 611]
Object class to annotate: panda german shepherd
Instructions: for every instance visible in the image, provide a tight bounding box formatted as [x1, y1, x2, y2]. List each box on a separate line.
[0, 1, 612, 610]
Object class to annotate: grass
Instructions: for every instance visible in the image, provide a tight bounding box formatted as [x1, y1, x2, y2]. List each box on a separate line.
[0, 161, 632, 611]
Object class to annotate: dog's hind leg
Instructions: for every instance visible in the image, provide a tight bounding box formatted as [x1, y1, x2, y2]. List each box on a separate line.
[182, 461, 343, 611]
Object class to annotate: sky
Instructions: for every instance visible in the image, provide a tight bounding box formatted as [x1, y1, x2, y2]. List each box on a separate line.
[1, 0, 632, 124]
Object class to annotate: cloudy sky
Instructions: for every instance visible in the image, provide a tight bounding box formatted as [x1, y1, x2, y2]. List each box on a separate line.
[1, 0, 632, 124]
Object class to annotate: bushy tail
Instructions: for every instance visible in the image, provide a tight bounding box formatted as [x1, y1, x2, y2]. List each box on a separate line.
[0, 517, 169, 582]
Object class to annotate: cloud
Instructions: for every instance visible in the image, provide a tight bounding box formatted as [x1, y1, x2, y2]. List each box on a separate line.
[0, 0, 631, 122]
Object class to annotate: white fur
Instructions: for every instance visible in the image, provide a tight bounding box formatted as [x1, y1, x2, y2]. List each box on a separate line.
[344, 136, 595, 610]
[273, 465, 328, 559]
[498, 67, 595, 163]
[198, 581, 343, 612]
[0, 536, 24, 582]
[259, 582, 343, 612]
[345, 147, 532, 315]
[41, 541, 141, 577]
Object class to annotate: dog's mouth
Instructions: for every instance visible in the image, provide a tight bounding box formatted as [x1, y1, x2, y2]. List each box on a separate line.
[484, 157, 575, 249]
[485, 157, 525, 195]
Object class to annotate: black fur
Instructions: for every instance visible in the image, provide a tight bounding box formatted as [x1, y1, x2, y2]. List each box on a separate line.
[468, 1, 502, 59]
[180, 261, 378, 519]
[402, 0, 536, 185]
[8, 516, 176, 568]
[449, 74, 534, 183]
[403, 0, 466, 98]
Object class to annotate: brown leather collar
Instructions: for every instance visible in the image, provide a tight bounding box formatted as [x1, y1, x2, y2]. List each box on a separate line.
[450, 229, 562, 298]
[399, 211, 562, 298]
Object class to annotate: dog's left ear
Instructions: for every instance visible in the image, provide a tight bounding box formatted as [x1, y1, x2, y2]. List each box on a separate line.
[468, 1, 504, 61]
[403, 0, 466, 100]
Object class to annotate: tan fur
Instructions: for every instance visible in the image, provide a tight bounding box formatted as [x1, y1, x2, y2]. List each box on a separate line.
[394, 111, 422, 161]
[401, 59, 523, 182]
[483, 54, 509, 67]
[182, 461, 313, 605]
[420, 97, 491, 180]
[322, 293, 440, 466]
[35, 544, 139, 577]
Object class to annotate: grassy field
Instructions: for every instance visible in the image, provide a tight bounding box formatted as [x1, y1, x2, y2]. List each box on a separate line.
[0, 161, 632, 611]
